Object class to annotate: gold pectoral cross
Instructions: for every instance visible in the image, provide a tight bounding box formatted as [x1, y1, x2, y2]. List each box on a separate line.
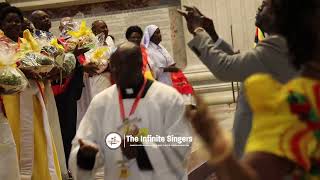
[117, 117, 142, 134]
[117, 160, 130, 179]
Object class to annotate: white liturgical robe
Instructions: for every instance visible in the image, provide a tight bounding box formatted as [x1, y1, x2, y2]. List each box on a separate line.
[0, 108, 20, 180]
[69, 81, 192, 180]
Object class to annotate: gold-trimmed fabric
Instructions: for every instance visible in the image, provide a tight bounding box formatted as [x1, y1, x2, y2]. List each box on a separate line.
[2, 81, 62, 180]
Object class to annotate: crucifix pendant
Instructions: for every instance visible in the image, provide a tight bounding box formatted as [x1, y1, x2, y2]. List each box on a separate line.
[117, 117, 142, 134]
[117, 160, 130, 179]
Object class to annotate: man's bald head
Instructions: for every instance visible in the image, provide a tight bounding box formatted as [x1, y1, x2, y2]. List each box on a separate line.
[92, 20, 108, 37]
[110, 42, 143, 88]
[30, 10, 51, 31]
[59, 17, 74, 32]
[60, 17, 73, 25]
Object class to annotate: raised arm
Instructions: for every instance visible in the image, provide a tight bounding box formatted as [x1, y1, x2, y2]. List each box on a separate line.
[179, 6, 270, 82]
[188, 30, 269, 82]
[68, 96, 105, 180]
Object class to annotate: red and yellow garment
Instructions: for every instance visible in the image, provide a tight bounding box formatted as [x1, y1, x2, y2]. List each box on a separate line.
[254, 27, 265, 47]
[245, 74, 320, 179]
[141, 46, 154, 80]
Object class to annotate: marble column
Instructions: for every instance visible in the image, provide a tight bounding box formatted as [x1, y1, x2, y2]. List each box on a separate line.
[180, 0, 262, 105]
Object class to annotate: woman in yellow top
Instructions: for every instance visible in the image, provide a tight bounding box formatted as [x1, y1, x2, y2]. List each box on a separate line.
[0, 6, 61, 180]
[182, 0, 320, 179]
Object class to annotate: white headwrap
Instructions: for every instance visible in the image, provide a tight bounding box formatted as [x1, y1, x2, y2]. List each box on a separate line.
[141, 24, 159, 48]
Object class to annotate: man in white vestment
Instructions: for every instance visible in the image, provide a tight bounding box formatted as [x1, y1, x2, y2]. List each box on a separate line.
[69, 42, 192, 180]
[76, 20, 115, 129]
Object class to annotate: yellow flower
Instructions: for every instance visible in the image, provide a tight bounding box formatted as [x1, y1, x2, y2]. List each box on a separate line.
[91, 47, 109, 63]
[20, 30, 40, 52]
[68, 21, 93, 38]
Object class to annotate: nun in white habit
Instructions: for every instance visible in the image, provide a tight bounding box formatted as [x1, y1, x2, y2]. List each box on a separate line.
[141, 25, 180, 86]
[142, 25, 196, 106]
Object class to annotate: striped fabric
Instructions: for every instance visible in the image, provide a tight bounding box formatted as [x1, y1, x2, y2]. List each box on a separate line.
[254, 27, 265, 46]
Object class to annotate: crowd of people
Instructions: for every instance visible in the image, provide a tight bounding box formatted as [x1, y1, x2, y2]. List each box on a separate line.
[0, 0, 319, 180]
[0, 2, 194, 180]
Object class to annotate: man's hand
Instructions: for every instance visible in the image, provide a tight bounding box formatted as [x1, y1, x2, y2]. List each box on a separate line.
[77, 139, 99, 170]
[78, 139, 99, 158]
[178, 6, 219, 41]
[73, 45, 90, 57]
[177, 6, 204, 34]
[83, 62, 99, 76]
[186, 96, 228, 156]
